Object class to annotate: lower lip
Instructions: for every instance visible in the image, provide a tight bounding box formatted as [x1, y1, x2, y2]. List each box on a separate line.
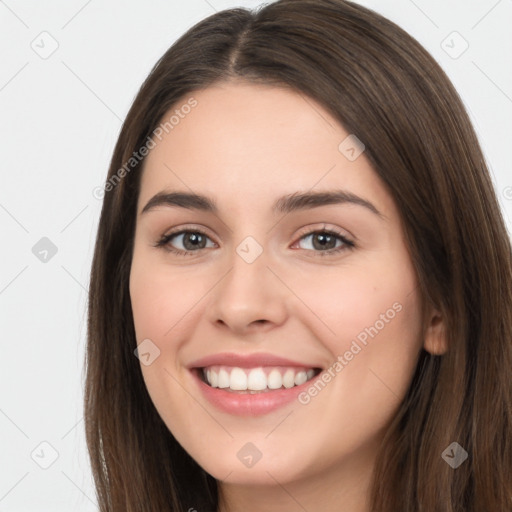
[190, 369, 318, 416]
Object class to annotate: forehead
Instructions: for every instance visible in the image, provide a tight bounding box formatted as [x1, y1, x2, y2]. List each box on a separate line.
[138, 81, 395, 219]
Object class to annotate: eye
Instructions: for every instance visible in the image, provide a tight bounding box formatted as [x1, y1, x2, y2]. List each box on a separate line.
[155, 228, 216, 256]
[155, 225, 355, 258]
[292, 226, 355, 257]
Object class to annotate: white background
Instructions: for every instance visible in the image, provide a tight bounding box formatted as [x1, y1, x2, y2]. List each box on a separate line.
[0, 1, 510, 510]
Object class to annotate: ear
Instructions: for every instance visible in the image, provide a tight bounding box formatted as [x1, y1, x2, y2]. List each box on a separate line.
[423, 307, 448, 355]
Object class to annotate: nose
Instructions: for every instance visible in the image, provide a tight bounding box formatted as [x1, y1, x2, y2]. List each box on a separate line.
[207, 246, 288, 336]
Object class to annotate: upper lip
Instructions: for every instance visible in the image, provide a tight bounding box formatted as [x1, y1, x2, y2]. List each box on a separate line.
[188, 352, 322, 369]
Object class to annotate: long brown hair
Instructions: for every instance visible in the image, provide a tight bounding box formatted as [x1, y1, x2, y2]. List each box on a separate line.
[84, 1, 512, 510]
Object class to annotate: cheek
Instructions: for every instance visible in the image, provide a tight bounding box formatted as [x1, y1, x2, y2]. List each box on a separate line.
[292, 258, 423, 409]
[288, 259, 420, 353]
[129, 254, 208, 341]
[129, 259, 206, 431]
[292, 270, 423, 455]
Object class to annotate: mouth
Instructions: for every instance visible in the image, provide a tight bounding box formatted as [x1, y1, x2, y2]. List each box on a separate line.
[193, 365, 323, 394]
[187, 352, 325, 415]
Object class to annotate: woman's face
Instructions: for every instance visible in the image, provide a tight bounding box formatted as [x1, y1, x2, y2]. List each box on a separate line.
[129, 81, 434, 496]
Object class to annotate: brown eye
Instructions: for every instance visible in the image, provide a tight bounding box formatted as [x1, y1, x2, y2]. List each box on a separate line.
[294, 229, 355, 257]
[156, 229, 216, 255]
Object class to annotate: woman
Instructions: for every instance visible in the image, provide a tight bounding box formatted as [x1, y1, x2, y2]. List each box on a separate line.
[85, 1, 512, 510]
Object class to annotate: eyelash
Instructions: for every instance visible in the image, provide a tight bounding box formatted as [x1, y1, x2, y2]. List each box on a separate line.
[154, 226, 355, 258]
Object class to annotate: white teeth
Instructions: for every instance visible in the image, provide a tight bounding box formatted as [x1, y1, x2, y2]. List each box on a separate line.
[247, 368, 267, 390]
[208, 369, 218, 388]
[294, 371, 307, 386]
[202, 365, 318, 392]
[218, 368, 230, 389]
[230, 368, 248, 390]
[267, 369, 283, 389]
[282, 369, 295, 388]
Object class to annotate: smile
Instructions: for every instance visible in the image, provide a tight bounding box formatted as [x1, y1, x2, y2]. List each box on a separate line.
[188, 352, 324, 415]
[200, 365, 320, 393]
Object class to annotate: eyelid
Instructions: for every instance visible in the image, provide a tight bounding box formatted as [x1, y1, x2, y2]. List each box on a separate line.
[161, 223, 217, 241]
[293, 223, 354, 243]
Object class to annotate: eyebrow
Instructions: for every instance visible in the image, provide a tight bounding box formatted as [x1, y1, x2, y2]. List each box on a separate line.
[141, 189, 384, 218]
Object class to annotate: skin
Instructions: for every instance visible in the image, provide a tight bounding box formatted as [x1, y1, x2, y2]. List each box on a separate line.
[129, 80, 446, 512]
